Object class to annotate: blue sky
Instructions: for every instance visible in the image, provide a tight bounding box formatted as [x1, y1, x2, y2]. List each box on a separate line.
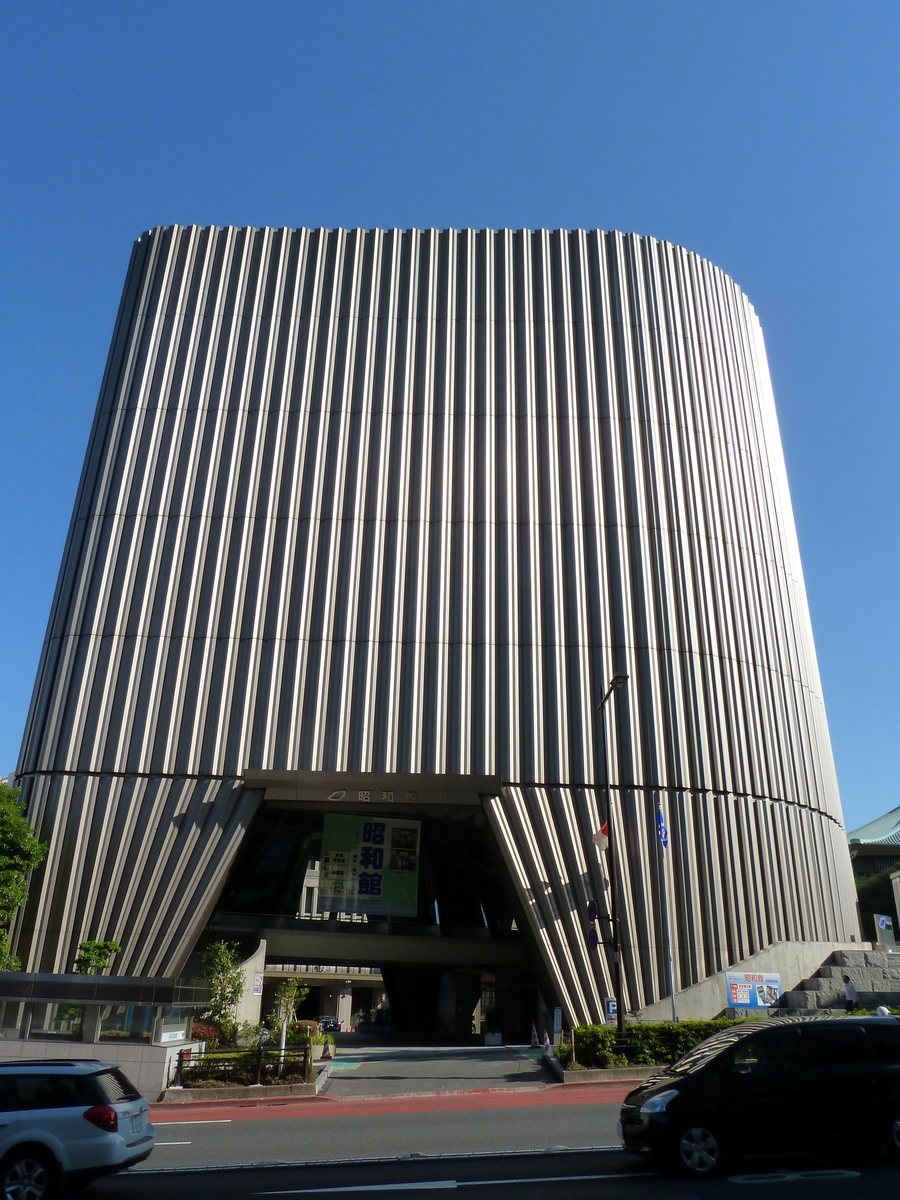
[1, 2, 897, 832]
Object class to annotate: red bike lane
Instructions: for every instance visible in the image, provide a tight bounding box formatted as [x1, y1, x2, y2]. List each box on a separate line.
[150, 1081, 633, 1124]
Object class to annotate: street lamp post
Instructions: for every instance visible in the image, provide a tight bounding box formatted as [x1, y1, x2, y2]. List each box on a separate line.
[596, 670, 628, 1044]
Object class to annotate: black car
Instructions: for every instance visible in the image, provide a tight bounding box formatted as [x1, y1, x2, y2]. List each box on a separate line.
[318, 1016, 341, 1033]
[619, 1016, 900, 1175]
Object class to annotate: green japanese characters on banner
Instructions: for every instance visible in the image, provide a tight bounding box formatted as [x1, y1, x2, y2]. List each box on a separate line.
[319, 814, 420, 917]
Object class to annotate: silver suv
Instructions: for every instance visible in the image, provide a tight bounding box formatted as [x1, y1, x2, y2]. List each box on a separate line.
[0, 1060, 154, 1197]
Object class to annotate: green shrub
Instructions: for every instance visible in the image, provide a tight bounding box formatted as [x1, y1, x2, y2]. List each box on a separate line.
[571, 1024, 617, 1066]
[567, 1019, 748, 1068]
[285, 1029, 330, 1046]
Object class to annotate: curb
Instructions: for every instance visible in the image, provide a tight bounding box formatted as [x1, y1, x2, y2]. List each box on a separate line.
[160, 1064, 331, 1103]
[560, 1065, 660, 1084]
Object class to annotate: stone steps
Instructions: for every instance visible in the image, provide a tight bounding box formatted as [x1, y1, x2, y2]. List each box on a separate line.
[778, 947, 900, 1011]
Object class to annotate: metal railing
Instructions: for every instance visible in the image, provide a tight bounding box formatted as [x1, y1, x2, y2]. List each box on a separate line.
[265, 963, 381, 976]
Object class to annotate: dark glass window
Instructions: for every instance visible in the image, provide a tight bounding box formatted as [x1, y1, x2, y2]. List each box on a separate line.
[216, 805, 519, 937]
[15, 1073, 97, 1110]
[800, 1026, 871, 1066]
[0, 1075, 17, 1113]
[671, 1027, 756, 1075]
[93, 1067, 141, 1104]
[733, 1029, 802, 1076]
[865, 1023, 900, 1063]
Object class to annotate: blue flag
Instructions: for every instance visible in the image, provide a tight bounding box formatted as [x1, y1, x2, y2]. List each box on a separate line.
[657, 808, 668, 850]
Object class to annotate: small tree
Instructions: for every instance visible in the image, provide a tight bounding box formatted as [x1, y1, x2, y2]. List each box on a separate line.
[74, 939, 122, 974]
[199, 940, 244, 1042]
[0, 783, 47, 971]
[268, 977, 309, 1074]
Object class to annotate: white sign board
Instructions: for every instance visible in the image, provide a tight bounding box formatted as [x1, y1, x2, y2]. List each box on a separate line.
[726, 971, 782, 1009]
[875, 914, 897, 948]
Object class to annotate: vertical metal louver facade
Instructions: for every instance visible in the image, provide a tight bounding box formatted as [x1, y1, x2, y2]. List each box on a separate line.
[15, 225, 858, 1018]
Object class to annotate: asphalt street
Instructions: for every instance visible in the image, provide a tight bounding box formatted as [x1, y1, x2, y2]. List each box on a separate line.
[144, 1085, 626, 1166]
[76, 1047, 900, 1199]
[145, 1047, 621, 1166]
[85, 1149, 900, 1200]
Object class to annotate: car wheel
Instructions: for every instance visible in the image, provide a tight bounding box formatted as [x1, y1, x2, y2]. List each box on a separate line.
[674, 1123, 723, 1175]
[1, 1147, 58, 1200]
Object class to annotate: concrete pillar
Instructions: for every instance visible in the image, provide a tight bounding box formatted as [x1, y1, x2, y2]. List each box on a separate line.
[82, 1006, 102, 1043]
[337, 986, 352, 1029]
[435, 971, 455, 1036]
[319, 983, 346, 1019]
[234, 938, 267, 1027]
[18, 1003, 33, 1041]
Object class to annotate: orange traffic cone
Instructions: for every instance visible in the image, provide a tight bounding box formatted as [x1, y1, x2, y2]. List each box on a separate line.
[531, 1022, 540, 1049]
[542, 1029, 551, 1057]
[321, 1038, 332, 1061]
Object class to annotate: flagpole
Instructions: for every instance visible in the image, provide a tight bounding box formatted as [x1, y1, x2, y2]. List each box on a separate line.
[656, 797, 677, 1023]
[595, 671, 628, 1046]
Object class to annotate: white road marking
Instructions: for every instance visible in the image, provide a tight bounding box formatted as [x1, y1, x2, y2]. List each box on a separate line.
[158, 1119, 233, 1125]
[258, 1186, 457, 1194]
[255, 1173, 659, 1195]
[728, 1170, 860, 1184]
[155, 1140, 192, 1146]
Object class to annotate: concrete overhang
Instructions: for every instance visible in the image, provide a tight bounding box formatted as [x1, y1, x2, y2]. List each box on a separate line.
[260, 928, 528, 968]
[242, 769, 502, 809]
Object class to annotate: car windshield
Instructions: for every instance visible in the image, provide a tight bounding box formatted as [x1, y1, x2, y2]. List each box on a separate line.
[668, 1026, 757, 1075]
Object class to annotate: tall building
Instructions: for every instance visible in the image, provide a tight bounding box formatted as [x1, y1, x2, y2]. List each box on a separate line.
[15, 226, 858, 1033]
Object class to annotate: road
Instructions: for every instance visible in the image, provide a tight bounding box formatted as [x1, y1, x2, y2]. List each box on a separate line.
[87, 1148, 899, 1200]
[78, 1046, 899, 1198]
[144, 1086, 624, 1166]
[145, 1046, 618, 1166]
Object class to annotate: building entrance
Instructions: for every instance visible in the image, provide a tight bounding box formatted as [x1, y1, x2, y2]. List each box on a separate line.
[206, 772, 550, 1042]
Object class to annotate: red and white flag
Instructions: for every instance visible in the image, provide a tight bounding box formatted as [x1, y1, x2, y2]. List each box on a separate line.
[591, 823, 609, 852]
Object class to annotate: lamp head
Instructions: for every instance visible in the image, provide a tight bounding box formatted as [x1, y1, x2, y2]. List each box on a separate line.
[612, 672, 629, 689]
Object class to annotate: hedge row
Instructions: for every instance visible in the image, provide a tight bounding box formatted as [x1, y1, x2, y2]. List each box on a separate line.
[557, 1019, 747, 1068]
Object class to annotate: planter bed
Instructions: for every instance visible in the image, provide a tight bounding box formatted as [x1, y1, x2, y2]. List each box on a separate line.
[162, 1066, 330, 1102]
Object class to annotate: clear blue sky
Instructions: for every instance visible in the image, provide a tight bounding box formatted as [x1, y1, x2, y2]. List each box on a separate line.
[1, 2, 897, 832]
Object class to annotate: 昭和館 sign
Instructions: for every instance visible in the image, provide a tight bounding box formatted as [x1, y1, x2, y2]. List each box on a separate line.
[319, 813, 420, 917]
[725, 971, 782, 1009]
